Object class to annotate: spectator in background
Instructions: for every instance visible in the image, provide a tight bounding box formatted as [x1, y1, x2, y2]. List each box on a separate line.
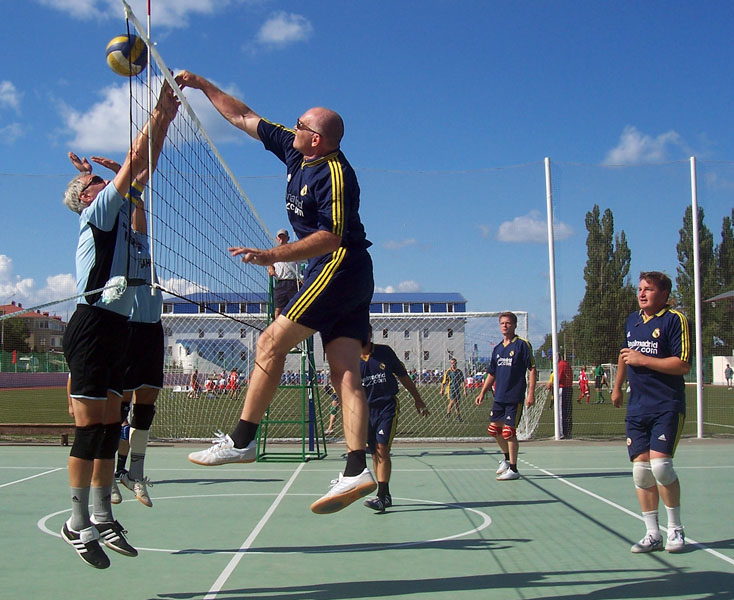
[594, 364, 609, 404]
[441, 358, 466, 422]
[725, 363, 733, 390]
[268, 228, 300, 319]
[546, 358, 574, 439]
[578, 366, 590, 404]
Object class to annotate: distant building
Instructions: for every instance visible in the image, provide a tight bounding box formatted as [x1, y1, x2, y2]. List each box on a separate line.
[0, 301, 66, 353]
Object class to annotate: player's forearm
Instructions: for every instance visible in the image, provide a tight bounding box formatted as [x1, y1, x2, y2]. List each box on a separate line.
[271, 230, 341, 262]
[612, 353, 627, 392]
[640, 355, 691, 376]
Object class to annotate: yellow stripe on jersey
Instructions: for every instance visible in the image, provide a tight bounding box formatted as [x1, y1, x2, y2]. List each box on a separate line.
[328, 158, 344, 237]
[670, 309, 690, 362]
[287, 247, 347, 321]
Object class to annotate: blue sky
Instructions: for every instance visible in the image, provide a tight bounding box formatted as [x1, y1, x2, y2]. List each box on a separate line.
[1, 0, 733, 348]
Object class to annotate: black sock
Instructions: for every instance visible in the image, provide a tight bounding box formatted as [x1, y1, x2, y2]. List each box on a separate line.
[377, 481, 390, 498]
[231, 419, 259, 449]
[344, 450, 367, 477]
[509, 463, 518, 473]
[116, 454, 128, 474]
[504, 452, 510, 461]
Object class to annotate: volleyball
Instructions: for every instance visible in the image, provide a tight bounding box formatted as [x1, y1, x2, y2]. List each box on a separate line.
[106, 34, 147, 77]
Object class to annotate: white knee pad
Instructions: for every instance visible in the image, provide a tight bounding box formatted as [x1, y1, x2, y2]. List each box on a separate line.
[632, 461, 655, 489]
[651, 457, 678, 486]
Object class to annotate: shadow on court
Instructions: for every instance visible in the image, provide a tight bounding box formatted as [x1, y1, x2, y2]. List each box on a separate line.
[172, 536, 528, 556]
[153, 477, 285, 486]
[155, 569, 734, 600]
[529, 471, 629, 480]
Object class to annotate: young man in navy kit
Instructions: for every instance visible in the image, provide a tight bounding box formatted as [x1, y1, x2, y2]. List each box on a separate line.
[612, 271, 690, 553]
[475, 312, 536, 480]
[177, 70, 376, 514]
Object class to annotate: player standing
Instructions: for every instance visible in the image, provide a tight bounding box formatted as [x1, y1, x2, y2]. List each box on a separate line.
[440, 358, 466, 422]
[612, 271, 690, 553]
[475, 312, 536, 480]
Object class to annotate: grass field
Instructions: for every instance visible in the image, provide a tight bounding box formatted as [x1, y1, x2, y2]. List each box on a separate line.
[1, 383, 732, 441]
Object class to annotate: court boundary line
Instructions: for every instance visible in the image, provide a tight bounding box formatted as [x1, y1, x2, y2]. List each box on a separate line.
[204, 462, 305, 600]
[520, 457, 734, 567]
[0, 467, 62, 489]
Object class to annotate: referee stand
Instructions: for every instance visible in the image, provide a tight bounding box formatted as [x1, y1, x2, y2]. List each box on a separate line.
[255, 275, 328, 462]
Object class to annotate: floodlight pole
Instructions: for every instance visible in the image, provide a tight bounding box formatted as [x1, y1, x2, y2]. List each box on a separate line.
[690, 157, 704, 439]
[545, 157, 561, 440]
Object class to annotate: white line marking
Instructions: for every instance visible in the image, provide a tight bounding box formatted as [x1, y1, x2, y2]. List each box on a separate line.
[204, 462, 305, 600]
[0, 468, 62, 488]
[521, 458, 734, 567]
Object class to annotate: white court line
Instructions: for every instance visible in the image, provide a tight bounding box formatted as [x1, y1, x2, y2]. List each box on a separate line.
[521, 458, 734, 567]
[0, 468, 63, 489]
[204, 462, 305, 600]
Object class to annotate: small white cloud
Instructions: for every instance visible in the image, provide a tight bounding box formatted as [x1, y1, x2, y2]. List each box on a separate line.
[383, 238, 417, 251]
[0, 123, 23, 144]
[256, 12, 313, 47]
[158, 276, 210, 297]
[497, 210, 573, 243]
[0, 255, 76, 317]
[603, 125, 687, 165]
[375, 280, 422, 294]
[0, 81, 21, 112]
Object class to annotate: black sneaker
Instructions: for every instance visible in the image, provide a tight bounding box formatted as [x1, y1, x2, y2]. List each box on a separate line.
[61, 521, 110, 569]
[383, 494, 392, 508]
[364, 496, 387, 513]
[92, 518, 138, 557]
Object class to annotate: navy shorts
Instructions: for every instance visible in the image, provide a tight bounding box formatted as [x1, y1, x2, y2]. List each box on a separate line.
[63, 304, 128, 400]
[274, 279, 298, 310]
[284, 250, 373, 346]
[368, 400, 398, 452]
[626, 410, 685, 460]
[489, 401, 524, 429]
[123, 321, 164, 391]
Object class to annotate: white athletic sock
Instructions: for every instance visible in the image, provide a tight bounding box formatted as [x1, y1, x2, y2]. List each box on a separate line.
[642, 510, 660, 537]
[665, 504, 682, 530]
[92, 485, 114, 524]
[128, 427, 150, 481]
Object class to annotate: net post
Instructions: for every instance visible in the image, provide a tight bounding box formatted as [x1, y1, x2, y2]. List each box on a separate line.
[545, 157, 561, 440]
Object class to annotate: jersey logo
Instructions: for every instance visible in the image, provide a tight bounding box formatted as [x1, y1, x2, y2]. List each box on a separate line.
[380, 362, 386, 370]
[300, 184, 308, 196]
[378, 429, 385, 435]
[658, 433, 667, 441]
[626, 437, 632, 446]
[509, 350, 515, 357]
[627, 331, 631, 337]
[287, 173, 292, 182]
[652, 328, 661, 338]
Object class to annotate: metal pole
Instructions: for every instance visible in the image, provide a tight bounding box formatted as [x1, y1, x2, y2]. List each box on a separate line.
[690, 157, 704, 439]
[545, 157, 561, 440]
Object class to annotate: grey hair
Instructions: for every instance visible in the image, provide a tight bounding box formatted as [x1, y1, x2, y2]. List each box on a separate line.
[63, 174, 88, 214]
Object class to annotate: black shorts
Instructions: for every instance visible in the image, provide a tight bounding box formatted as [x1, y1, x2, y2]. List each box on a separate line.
[63, 304, 128, 399]
[123, 321, 164, 391]
[284, 250, 373, 346]
[367, 400, 398, 452]
[274, 279, 299, 310]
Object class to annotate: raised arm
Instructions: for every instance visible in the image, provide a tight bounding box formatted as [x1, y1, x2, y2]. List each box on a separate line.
[176, 70, 262, 140]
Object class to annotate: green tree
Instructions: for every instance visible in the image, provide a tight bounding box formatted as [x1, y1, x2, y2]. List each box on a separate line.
[572, 205, 637, 366]
[676, 205, 718, 359]
[1, 317, 30, 353]
[714, 209, 734, 350]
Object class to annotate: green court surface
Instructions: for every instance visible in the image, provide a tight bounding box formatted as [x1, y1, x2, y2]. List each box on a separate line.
[2, 439, 733, 600]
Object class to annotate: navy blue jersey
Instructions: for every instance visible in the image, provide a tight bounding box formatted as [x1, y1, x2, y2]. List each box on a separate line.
[489, 336, 535, 404]
[624, 307, 690, 417]
[360, 343, 407, 409]
[257, 119, 371, 276]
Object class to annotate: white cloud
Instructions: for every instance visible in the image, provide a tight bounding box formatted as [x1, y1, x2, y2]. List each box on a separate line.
[256, 12, 313, 47]
[375, 280, 422, 294]
[383, 238, 417, 251]
[496, 210, 573, 243]
[158, 277, 210, 297]
[0, 123, 24, 144]
[37, 0, 241, 28]
[0, 81, 21, 112]
[603, 125, 687, 165]
[0, 255, 76, 318]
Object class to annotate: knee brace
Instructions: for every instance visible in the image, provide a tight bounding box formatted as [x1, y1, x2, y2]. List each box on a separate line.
[502, 425, 517, 440]
[96, 422, 122, 459]
[651, 457, 678, 486]
[70, 424, 104, 461]
[632, 461, 656, 489]
[488, 423, 501, 437]
[130, 403, 156, 431]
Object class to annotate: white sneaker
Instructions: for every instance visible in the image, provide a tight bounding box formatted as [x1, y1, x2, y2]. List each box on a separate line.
[630, 532, 663, 553]
[188, 432, 257, 466]
[666, 527, 685, 553]
[496, 469, 520, 481]
[110, 479, 122, 505]
[120, 473, 153, 508]
[310, 468, 377, 514]
[496, 459, 510, 475]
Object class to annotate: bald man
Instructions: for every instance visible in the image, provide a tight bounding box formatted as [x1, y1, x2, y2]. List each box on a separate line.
[177, 71, 376, 514]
